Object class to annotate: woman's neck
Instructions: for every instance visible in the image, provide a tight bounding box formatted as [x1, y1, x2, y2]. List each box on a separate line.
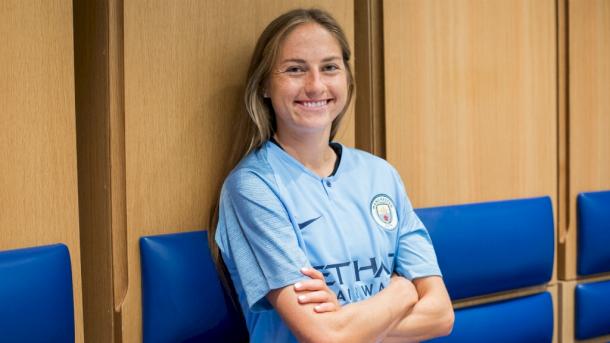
[274, 131, 336, 178]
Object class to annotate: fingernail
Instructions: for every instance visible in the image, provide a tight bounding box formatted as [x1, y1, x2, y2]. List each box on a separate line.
[298, 295, 306, 302]
[301, 267, 309, 272]
[294, 282, 302, 289]
[314, 305, 321, 311]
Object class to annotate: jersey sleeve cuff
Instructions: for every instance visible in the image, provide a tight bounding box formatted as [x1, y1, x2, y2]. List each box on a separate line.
[246, 273, 312, 312]
[395, 264, 443, 281]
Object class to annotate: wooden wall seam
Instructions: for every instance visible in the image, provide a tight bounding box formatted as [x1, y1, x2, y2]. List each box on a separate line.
[557, 0, 572, 280]
[109, 0, 128, 316]
[354, 0, 386, 157]
[73, 0, 114, 341]
[108, 0, 127, 342]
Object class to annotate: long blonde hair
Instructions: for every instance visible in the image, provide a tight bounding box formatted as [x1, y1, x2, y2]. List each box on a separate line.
[208, 8, 355, 294]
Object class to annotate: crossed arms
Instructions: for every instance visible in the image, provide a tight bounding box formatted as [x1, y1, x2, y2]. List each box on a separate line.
[266, 268, 454, 343]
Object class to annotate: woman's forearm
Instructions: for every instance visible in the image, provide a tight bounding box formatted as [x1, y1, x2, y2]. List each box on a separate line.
[384, 277, 454, 342]
[269, 276, 419, 343]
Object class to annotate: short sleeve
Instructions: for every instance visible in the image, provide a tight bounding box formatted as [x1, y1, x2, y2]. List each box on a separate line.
[392, 171, 442, 280]
[215, 170, 310, 312]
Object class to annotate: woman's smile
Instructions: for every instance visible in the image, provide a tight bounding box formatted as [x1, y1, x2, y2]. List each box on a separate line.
[295, 99, 333, 110]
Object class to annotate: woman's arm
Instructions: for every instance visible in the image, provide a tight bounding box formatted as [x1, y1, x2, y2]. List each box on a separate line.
[267, 274, 419, 343]
[296, 270, 453, 342]
[384, 276, 454, 342]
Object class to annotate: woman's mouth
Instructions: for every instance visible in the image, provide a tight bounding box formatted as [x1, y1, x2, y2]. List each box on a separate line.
[296, 99, 332, 109]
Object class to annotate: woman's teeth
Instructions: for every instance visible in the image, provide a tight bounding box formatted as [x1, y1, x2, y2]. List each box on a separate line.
[302, 100, 327, 107]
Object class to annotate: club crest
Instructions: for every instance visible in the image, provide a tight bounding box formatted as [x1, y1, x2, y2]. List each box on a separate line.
[370, 194, 398, 230]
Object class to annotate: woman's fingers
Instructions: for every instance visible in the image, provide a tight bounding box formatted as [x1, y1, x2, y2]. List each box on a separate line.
[313, 302, 338, 313]
[295, 267, 341, 313]
[297, 290, 330, 304]
[297, 291, 339, 313]
[300, 267, 325, 280]
[294, 279, 327, 292]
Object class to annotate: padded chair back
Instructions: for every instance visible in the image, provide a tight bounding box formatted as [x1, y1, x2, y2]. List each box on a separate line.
[575, 279, 610, 339]
[577, 190, 610, 276]
[415, 196, 554, 300]
[425, 292, 553, 343]
[140, 231, 248, 343]
[0, 244, 75, 343]
[574, 190, 610, 340]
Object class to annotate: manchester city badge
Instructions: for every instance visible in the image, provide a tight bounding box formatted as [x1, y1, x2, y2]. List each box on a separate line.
[370, 194, 398, 230]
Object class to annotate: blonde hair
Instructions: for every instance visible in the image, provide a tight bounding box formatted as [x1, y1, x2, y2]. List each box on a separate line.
[208, 8, 355, 295]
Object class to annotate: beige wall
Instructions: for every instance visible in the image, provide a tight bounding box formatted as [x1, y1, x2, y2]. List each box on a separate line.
[0, 1, 83, 341]
[383, 0, 557, 209]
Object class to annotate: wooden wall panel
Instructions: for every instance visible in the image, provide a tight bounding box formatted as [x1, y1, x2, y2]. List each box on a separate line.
[120, 1, 354, 341]
[383, 0, 557, 209]
[0, 1, 83, 341]
[560, 0, 610, 280]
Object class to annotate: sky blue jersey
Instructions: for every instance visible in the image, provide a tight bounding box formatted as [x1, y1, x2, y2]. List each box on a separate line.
[215, 141, 441, 342]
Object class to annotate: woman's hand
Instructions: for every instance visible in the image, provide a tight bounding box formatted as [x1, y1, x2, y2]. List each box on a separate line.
[390, 273, 419, 306]
[293, 267, 341, 313]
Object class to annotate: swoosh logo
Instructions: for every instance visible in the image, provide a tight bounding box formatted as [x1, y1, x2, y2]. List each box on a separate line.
[298, 216, 322, 230]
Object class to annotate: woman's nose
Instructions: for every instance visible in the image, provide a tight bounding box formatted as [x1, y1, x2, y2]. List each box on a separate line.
[304, 70, 324, 96]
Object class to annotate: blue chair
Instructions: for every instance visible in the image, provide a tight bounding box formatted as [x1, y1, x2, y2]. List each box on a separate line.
[575, 279, 610, 339]
[416, 197, 555, 342]
[416, 196, 555, 300]
[577, 190, 610, 276]
[573, 190, 610, 340]
[0, 243, 75, 342]
[140, 230, 248, 343]
[425, 292, 553, 343]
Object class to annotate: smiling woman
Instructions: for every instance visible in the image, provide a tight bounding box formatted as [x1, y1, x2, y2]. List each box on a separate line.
[208, 8, 453, 343]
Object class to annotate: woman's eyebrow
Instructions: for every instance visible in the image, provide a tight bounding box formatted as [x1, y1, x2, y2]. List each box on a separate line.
[321, 56, 342, 62]
[279, 58, 306, 64]
[278, 56, 342, 64]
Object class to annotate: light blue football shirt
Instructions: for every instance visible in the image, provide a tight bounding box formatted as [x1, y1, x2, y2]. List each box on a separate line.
[215, 140, 441, 342]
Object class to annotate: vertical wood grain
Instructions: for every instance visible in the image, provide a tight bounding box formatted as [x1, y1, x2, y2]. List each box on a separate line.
[562, 0, 610, 280]
[119, 2, 355, 341]
[0, 1, 83, 341]
[383, 0, 557, 281]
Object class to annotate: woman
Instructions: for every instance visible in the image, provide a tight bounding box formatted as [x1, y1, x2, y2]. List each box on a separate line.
[209, 8, 454, 343]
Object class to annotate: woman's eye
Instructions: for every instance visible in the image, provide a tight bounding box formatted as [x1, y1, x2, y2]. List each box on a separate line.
[285, 66, 305, 73]
[322, 64, 340, 72]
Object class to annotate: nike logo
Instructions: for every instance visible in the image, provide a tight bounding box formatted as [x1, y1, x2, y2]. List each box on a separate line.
[298, 216, 322, 230]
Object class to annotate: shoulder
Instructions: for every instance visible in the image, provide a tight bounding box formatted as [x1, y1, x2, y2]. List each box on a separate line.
[222, 145, 279, 200]
[339, 144, 414, 208]
[340, 144, 401, 178]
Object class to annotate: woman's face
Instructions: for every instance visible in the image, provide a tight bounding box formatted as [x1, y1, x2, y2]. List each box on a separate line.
[267, 22, 348, 139]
